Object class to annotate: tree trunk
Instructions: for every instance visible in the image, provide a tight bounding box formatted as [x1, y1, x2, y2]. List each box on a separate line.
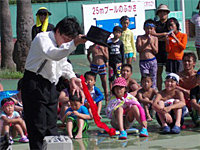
[13, 0, 34, 72]
[0, 0, 15, 69]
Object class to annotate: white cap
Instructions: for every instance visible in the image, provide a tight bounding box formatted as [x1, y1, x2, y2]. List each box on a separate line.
[166, 73, 179, 83]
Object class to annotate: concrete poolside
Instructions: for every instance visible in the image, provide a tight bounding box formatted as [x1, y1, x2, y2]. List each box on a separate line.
[10, 116, 200, 150]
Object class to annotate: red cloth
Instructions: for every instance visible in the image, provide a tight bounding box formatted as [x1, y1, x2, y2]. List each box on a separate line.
[80, 75, 116, 136]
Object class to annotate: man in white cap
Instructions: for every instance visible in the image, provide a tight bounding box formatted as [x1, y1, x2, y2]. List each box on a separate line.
[152, 73, 186, 134]
[152, 4, 170, 91]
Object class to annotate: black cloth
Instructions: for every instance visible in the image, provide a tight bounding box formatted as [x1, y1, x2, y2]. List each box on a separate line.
[107, 39, 124, 65]
[32, 23, 54, 40]
[156, 112, 184, 128]
[155, 20, 169, 64]
[166, 59, 183, 73]
[190, 86, 200, 102]
[0, 133, 10, 150]
[21, 70, 59, 150]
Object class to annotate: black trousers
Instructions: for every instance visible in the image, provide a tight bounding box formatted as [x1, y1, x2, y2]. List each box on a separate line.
[21, 70, 59, 150]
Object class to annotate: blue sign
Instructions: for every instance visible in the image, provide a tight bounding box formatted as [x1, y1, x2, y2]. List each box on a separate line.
[96, 17, 136, 32]
[0, 90, 19, 106]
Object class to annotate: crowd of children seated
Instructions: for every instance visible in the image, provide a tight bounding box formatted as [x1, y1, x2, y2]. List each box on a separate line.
[0, 13, 199, 142]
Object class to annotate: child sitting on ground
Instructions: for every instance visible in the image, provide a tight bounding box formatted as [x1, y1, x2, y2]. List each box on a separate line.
[58, 87, 70, 123]
[106, 77, 148, 140]
[0, 98, 29, 143]
[121, 64, 141, 96]
[152, 73, 186, 134]
[84, 71, 104, 117]
[11, 78, 24, 118]
[190, 69, 200, 125]
[137, 74, 157, 121]
[62, 91, 92, 139]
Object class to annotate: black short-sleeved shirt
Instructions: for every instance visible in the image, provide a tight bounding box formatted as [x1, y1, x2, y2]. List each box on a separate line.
[32, 23, 54, 40]
[155, 20, 169, 64]
[190, 86, 200, 102]
[107, 39, 124, 66]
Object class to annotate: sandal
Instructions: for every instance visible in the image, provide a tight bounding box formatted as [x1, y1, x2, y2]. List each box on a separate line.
[162, 126, 170, 134]
[139, 128, 148, 137]
[171, 125, 181, 134]
[119, 130, 127, 140]
[19, 136, 29, 143]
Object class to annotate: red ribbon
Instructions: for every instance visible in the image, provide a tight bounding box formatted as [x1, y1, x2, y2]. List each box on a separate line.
[80, 75, 116, 136]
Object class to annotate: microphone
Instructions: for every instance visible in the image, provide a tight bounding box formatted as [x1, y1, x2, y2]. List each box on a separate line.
[167, 29, 174, 35]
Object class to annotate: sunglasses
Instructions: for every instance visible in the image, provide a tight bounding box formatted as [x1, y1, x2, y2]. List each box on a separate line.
[39, 13, 47, 16]
[165, 75, 178, 83]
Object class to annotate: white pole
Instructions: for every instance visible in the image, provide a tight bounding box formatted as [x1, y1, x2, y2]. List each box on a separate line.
[180, 0, 186, 33]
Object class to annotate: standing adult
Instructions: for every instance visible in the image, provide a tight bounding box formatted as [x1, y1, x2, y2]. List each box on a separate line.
[152, 4, 170, 91]
[190, 0, 200, 60]
[21, 17, 87, 150]
[165, 17, 187, 73]
[32, 7, 54, 40]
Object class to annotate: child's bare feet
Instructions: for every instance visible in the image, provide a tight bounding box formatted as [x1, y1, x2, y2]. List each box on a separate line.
[68, 134, 73, 139]
[147, 117, 153, 122]
[75, 134, 82, 139]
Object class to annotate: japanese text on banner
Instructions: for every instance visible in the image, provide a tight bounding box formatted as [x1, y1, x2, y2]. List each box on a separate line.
[92, 4, 137, 15]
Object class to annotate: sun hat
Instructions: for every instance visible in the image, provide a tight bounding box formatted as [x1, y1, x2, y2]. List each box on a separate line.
[112, 77, 127, 87]
[165, 73, 179, 84]
[156, 4, 170, 15]
[36, 7, 52, 16]
[82, 26, 111, 48]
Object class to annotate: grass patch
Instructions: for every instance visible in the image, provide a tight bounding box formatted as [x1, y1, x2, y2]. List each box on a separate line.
[0, 69, 23, 79]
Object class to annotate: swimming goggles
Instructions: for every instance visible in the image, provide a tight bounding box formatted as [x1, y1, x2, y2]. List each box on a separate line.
[145, 23, 156, 28]
[165, 75, 178, 83]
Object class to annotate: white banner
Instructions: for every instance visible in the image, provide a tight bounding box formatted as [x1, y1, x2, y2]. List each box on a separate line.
[131, 0, 155, 10]
[82, 2, 145, 50]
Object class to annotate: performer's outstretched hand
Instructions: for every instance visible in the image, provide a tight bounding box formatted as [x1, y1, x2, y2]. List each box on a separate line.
[69, 77, 84, 102]
[74, 34, 87, 46]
